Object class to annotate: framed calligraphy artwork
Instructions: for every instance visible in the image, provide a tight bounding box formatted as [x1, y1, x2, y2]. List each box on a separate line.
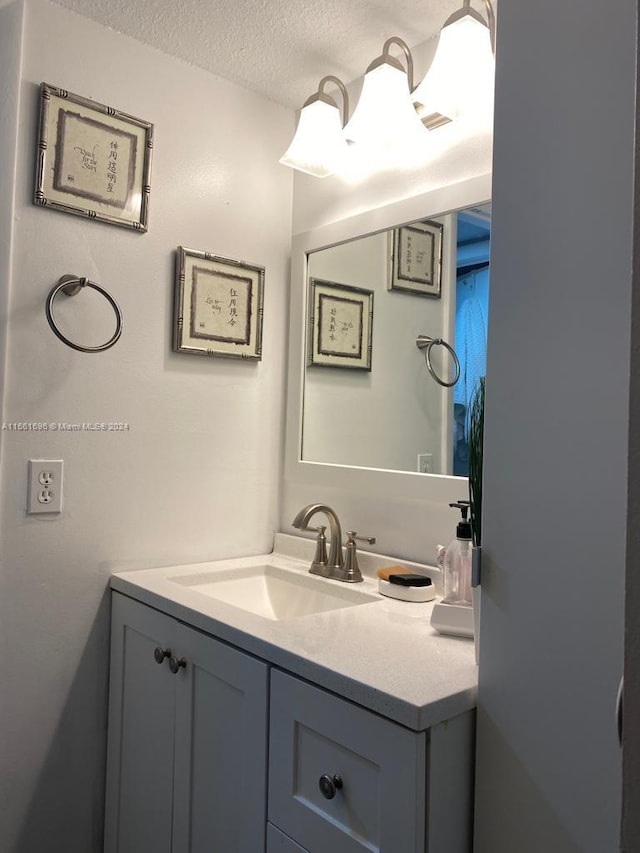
[388, 219, 443, 297]
[308, 278, 373, 371]
[173, 247, 265, 360]
[34, 83, 153, 232]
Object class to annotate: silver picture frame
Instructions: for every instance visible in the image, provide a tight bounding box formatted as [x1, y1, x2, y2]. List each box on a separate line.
[308, 278, 373, 371]
[34, 83, 154, 232]
[388, 219, 443, 297]
[173, 247, 265, 360]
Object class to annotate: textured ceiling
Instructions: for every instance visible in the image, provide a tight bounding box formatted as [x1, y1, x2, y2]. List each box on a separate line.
[51, 0, 468, 109]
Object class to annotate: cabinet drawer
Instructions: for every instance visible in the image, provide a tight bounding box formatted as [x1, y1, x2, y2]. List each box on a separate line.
[269, 670, 426, 853]
[267, 823, 308, 852]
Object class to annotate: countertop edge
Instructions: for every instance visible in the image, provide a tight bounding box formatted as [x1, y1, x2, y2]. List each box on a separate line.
[110, 575, 477, 731]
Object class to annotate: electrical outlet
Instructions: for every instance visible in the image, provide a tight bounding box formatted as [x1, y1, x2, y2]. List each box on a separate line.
[417, 453, 433, 474]
[28, 460, 63, 514]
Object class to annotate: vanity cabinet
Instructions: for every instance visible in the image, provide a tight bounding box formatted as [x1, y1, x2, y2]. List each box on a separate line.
[105, 590, 474, 853]
[104, 593, 268, 853]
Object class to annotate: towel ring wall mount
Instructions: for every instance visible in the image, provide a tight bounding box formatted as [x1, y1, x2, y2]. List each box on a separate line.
[46, 274, 123, 353]
[416, 334, 461, 388]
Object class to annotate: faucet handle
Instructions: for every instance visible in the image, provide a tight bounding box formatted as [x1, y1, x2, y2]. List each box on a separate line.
[346, 531, 376, 546]
[332, 531, 376, 583]
[309, 525, 328, 576]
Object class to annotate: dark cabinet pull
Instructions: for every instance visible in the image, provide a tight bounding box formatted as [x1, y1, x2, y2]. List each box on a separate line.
[318, 774, 343, 799]
[169, 655, 187, 674]
[154, 647, 171, 664]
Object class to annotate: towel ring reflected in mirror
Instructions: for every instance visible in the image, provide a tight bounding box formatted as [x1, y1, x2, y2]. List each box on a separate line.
[416, 334, 461, 388]
[45, 274, 123, 353]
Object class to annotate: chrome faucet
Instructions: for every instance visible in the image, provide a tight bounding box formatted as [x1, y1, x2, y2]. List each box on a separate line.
[292, 503, 343, 578]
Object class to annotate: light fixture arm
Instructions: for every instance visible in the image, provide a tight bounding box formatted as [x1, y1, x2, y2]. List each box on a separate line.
[380, 36, 415, 91]
[449, 0, 496, 54]
[479, 0, 496, 53]
[316, 75, 350, 127]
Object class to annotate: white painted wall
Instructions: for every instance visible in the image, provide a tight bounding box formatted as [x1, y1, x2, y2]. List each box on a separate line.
[303, 215, 453, 474]
[0, 0, 24, 465]
[474, 1, 632, 850]
[293, 124, 493, 236]
[0, 0, 293, 848]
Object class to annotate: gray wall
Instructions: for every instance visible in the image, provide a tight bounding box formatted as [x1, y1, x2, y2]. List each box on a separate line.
[475, 1, 633, 850]
[623, 19, 640, 850]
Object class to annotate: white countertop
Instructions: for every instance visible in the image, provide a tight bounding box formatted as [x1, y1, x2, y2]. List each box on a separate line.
[110, 533, 477, 731]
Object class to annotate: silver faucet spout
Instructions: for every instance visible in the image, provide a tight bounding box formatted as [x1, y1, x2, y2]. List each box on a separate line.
[292, 503, 343, 572]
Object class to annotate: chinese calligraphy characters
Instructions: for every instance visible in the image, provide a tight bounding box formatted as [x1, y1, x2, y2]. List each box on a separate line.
[107, 141, 118, 194]
[203, 287, 240, 328]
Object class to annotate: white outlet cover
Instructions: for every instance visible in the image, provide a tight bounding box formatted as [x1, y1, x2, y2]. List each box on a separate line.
[28, 459, 63, 514]
[417, 453, 433, 474]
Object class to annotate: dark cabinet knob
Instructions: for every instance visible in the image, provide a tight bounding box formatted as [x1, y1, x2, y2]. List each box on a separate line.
[318, 774, 343, 799]
[153, 647, 171, 664]
[169, 655, 187, 674]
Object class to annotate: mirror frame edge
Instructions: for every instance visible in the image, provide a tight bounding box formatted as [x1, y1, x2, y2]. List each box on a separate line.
[282, 173, 492, 540]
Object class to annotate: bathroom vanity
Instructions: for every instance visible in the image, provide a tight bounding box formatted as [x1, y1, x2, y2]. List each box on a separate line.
[104, 535, 477, 852]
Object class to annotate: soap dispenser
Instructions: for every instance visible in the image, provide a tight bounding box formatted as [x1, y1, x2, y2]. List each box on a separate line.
[441, 501, 473, 606]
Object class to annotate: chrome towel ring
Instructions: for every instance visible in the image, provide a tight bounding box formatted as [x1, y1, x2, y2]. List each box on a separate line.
[46, 274, 123, 353]
[416, 334, 461, 388]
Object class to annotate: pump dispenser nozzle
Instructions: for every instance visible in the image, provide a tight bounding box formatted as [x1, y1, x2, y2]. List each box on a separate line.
[449, 501, 472, 541]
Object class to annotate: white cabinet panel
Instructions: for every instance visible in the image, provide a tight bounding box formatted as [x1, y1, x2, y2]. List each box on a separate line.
[172, 620, 268, 852]
[269, 670, 426, 853]
[105, 593, 268, 852]
[427, 710, 475, 851]
[105, 596, 176, 853]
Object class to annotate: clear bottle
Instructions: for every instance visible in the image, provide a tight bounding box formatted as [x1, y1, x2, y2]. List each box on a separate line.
[442, 501, 472, 606]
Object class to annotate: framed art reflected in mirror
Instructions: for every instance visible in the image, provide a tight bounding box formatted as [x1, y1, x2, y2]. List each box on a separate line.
[307, 279, 373, 371]
[389, 219, 443, 297]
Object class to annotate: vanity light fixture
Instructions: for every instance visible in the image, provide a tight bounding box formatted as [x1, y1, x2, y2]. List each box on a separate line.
[279, 0, 495, 179]
[279, 76, 350, 178]
[412, 0, 496, 123]
[343, 37, 429, 155]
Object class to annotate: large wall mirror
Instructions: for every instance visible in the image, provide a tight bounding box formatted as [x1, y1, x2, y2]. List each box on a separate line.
[282, 174, 492, 548]
[303, 203, 490, 477]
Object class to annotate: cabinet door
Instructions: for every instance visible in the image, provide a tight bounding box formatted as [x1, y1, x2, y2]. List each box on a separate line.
[104, 594, 177, 853]
[269, 670, 426, 853]
[172, 620, 268, 853]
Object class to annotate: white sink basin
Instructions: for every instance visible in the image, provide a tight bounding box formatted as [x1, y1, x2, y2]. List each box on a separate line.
[166, 563, 379, 621]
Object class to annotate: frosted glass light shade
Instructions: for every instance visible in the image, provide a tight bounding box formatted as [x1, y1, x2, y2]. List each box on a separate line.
[279, 98, 349, 178]
[344, 62, 429, 153]
[412, 15, 495, 121]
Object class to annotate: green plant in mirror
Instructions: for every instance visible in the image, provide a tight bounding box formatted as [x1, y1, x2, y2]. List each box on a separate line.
[468, 376, 485, 547]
